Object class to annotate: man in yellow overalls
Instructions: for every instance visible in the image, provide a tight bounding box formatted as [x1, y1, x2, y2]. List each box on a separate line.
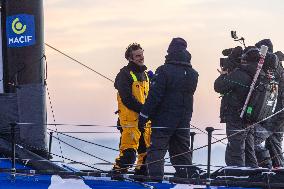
[113, 43, 151, 176]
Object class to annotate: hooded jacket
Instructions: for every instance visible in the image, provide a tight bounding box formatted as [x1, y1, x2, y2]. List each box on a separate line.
[141, 38, 198, 128]
[214, 63, 258, 123]
[114, 61, 148, 113]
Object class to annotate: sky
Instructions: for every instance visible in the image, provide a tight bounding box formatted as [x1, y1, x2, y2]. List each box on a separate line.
[43, 0, 284, 169]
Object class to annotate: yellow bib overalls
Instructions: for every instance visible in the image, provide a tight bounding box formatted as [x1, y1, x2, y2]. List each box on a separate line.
[114, 71, 151, 172]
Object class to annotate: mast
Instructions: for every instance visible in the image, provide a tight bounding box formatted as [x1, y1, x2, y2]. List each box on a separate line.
[0, 1, 4, 93]
[0, 0, 47, 158]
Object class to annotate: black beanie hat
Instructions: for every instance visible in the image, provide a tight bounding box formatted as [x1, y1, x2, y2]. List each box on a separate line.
[255, 39, 273, 53]
[166, 37, 191, 63]
[167, 37, 187, 53]
[242, 46, 260, 62]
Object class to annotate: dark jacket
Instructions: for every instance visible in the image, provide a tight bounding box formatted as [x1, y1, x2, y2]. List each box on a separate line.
[214, 63, 258, 123]
[114, 62, 147, 113]
[270, 64, 284, 128]
[141, 61, 198, 128]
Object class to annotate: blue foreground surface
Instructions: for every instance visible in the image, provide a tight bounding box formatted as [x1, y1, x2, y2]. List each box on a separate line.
[0, 173, 261, 189]
[0, 160, 261, 189]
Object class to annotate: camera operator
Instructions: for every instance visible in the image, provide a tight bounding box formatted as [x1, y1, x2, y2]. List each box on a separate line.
[214, 46, 260, 167]
[254, 39, 284, 168]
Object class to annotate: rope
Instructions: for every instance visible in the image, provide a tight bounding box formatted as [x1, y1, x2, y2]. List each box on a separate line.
[47, 128, 119, 152]
[49, 152, 105, 172]
[114, 106, 284, 173]
[45, 43, 114, 83]
[48, 131, 121, 134]
[45, 81, 64, 162]
[49, 132, 113, 164]
[190, 124, 227, 145]
[17, 122, 209, 131]
[161, 106, 284, 166]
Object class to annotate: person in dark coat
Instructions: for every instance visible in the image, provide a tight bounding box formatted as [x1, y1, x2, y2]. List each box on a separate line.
[253, 41, 284, 168]
[138, 37, 199, 179]
[214, 47, 259, 167]
[254, 74, 284, 168]
[266, 61, 284, 168]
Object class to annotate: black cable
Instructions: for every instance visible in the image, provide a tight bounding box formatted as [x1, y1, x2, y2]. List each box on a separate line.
[49, 132, 113, 164]
[45, 43, 114, 83]
[46, 81, 64, 162]
[190, 124, 227, 145]
[115, 107, 284, 173]
[50, 152, 105, 172]
[47, 128, 119, 152]
[48, 131, 120, 134]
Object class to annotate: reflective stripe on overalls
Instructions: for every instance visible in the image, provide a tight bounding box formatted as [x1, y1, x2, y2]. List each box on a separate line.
[115, 71, 151, 170]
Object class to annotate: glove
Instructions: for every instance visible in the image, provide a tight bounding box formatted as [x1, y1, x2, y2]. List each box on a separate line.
[147, 70, 154, 80]
[138, 113, 148, 133]
[116, 118, 123, 133]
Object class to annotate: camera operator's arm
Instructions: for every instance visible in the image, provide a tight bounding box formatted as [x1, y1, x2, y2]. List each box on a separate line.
[217, 68, 228, 75]
[214, 70, 239, 94]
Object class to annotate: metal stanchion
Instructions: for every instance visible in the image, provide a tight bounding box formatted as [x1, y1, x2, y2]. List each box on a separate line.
[190, 132, 196, 159]
[10, 122, 17, 174]
[48, 132, 53, 160]
[205, 127, 214, 188]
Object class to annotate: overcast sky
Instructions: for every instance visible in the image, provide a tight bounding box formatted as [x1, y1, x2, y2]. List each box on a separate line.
[44, 0, 284, 166]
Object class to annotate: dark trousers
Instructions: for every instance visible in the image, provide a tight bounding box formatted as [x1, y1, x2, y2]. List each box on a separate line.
[266, 133, 284, 167]
[225, 122, 258, 167]
[145, 127, 192, 178]
[254, 123, 284, 168]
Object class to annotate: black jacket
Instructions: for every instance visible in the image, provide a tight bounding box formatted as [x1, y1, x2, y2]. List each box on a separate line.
[270, 65, 284, 128]
[141, 61, 198, 128]
[114, 62, 147, 113]
[214, 63, 258, 123]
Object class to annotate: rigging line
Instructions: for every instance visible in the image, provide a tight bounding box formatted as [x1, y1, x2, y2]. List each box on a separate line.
[0, 155, 113, 170]
[159, 107, 284, 166]
[213, 133, 227, 136]
[47, 131, 121, 134]
[228, 129, 284, 134]
[19, 122, 202, 131]
[17, 122, 119, 127]
[49, 132, 113, 164]
[46, 130, 202, 135]
[125, 178, 156, 189]
[111, 163, 224, 169]
[45, 80, 64, 163]
[190, 124, 227, 145]
[68, 162, 224, 168]
[0, 157, 55, 163]
[49, 152, 105, 172]
[48, 128, 119, 152]
[48, 128, 200, 159]
[45, 43, 114, 83]
[112, 106, 284, 173]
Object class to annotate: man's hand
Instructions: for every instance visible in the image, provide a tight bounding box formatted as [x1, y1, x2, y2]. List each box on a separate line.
[217, 68, 228, 75]
[138, 113, 148, 133]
